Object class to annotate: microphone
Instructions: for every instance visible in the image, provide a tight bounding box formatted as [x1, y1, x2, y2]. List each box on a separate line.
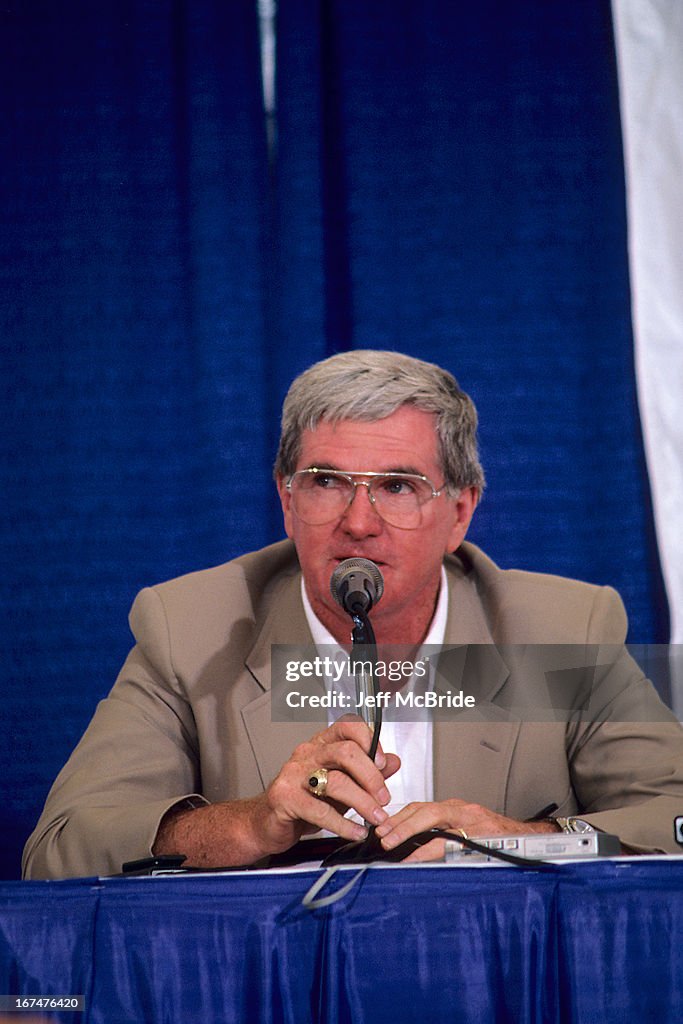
[330, 558, 384, 615]
[329, 558, 385, 849]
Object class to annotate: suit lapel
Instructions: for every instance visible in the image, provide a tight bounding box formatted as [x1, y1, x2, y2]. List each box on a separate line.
[243, 571, 310, 691]
[433, 560, 520, 810]
[241, 571, 320, 787]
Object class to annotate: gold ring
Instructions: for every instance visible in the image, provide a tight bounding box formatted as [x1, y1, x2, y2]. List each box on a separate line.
[307, 768, 329, 798]
[454, 828, 468, 840]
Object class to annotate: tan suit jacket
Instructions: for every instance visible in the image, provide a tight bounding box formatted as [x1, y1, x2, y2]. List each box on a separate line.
[23, 540, 683, 878]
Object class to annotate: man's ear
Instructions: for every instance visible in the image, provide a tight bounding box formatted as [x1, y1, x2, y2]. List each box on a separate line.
[445, 486, 478, 552]
[276, 475, 294, 538]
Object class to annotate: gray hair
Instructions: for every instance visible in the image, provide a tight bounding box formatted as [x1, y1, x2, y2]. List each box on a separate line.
[274, 350, 485, 494]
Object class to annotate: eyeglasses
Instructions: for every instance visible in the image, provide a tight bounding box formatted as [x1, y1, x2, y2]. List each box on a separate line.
[285, 468, 449, 530]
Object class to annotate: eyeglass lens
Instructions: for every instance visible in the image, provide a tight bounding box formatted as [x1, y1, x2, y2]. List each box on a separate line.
[290, 471, 434, 529]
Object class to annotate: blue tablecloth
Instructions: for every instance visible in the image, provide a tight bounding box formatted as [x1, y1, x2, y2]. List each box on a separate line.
[2, 860, 683, 1023]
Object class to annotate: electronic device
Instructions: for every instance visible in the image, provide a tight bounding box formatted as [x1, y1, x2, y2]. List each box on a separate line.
[674, 816, 683, 846]
[444, 831, 621, 862]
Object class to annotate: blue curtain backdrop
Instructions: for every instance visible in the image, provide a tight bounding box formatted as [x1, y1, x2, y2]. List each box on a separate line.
[1, 0, 667, 878]
[2, 1, 276, 879]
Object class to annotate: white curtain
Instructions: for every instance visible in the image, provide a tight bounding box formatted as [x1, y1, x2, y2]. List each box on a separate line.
[612, 0, 683, 715]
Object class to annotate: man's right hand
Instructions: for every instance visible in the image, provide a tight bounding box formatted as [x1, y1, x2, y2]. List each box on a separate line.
[261, 717, 401, 850]
[153, 718, 400, 868]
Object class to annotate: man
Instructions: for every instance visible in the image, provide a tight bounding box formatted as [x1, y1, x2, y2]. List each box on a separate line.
[23, 351, 683, 878]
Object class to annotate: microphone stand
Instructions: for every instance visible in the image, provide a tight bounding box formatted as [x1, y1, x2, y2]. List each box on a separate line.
[321, 603, 387, 865]
[350, 608, 381, 762]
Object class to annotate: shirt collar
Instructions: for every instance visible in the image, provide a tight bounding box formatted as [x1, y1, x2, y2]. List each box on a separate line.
[302, 565, 449, 649]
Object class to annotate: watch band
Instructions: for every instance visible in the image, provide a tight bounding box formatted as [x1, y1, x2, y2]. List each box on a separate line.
[554, 816, 595, 835]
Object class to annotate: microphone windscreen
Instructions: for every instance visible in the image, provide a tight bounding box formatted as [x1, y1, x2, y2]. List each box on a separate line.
[330, 558, 384, 613]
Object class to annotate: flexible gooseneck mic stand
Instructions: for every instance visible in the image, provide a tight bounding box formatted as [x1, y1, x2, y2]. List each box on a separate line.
[349, 606, 381, 763]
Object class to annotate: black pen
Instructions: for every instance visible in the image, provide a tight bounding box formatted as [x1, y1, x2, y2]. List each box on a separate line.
[527, 802, 558, 822]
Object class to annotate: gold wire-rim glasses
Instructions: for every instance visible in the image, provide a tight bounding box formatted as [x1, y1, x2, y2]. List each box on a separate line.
[285, 468, 450, 529]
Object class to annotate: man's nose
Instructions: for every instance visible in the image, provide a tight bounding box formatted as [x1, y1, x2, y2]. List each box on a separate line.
[339, 482, 383, 535]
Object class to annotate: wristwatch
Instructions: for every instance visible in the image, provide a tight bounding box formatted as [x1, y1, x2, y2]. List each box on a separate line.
[553, 816, 595, 835]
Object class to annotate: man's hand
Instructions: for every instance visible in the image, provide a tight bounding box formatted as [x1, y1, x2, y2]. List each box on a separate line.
[374, 798, 559, 862]
[154, 717, 400, 868]
[262, 717, 401, 850]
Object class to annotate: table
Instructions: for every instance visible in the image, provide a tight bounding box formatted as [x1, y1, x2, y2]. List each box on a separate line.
[2, 859, 683, 1023]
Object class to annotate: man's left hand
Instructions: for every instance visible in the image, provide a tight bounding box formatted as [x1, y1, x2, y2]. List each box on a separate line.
[374, 798, 558, 862]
